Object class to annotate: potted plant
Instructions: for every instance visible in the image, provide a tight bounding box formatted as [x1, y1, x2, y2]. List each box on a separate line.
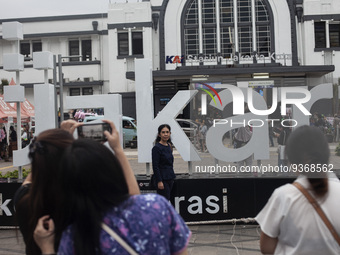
[336, 143, 340, 156]
[0, 168, 31, 182]
[324, 126, 334, 143]
[129, 136, 137, 148]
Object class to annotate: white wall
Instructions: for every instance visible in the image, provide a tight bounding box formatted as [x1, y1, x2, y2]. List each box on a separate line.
[150, 0, 163, 6]
[267, 0, 292, 66]
[100, 35, 110, 94]
[108, 2, 151, 23]
[20, 18, 106, 35]
[302, 21, 324, 65]
[164, 0, 187, 70]
[107, 2, 152, 92]
[304, 0, 340, 15]
[302, 0, 340, 83]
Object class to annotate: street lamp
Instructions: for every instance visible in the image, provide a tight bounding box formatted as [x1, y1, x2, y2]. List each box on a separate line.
[2, 22, 25, 180]
[53, 54, 82, 124]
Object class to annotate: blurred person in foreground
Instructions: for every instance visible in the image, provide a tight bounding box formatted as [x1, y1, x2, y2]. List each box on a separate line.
[34, 122, 191, 255]
[13, 120, 140, 255]
[256, 125, 340, 254]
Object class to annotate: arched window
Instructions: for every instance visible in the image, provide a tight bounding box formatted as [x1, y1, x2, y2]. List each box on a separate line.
[183, 0, 272, 63]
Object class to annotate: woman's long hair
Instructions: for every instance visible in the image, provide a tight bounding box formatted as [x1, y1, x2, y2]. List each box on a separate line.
[155, 124, 172, 144]
[285, 125, 330, 197]
[55, 139, 129, 255]
[17, 129, 74, 254]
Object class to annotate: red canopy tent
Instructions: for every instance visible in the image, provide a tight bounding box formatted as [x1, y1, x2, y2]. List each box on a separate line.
[0, 95, 18, 123]
[2, 78, 35, 123]
[21, 98, 35, 117]
[9, 98, 34, 123]
[0, 96, 32, 123]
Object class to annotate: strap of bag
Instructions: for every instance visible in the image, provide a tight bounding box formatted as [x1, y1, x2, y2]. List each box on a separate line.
[101, 223, 138, 255]
[292, 182, 340, 246]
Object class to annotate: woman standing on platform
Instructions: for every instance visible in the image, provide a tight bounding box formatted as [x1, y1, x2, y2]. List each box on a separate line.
[152, 124, 176, 201]
[256, 126, 340, 254]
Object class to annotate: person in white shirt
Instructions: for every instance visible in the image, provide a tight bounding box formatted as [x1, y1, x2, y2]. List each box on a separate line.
[256, 125, 340, 255]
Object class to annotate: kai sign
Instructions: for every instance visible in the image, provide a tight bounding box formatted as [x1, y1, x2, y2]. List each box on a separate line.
[166, 53, 292, 64]
[166, 55, 184, 64]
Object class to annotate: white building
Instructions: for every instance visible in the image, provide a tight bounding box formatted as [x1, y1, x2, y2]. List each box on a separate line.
[0, 0, 339, 118]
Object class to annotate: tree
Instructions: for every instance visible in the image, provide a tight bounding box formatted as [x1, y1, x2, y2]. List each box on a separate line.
[0, 79, 9, 94]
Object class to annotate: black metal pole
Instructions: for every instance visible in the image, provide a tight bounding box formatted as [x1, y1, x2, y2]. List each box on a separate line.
[58, 54, 64, 123]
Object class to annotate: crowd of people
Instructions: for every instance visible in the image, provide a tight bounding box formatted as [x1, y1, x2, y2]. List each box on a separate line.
[0, 123, 34, 161]
[310, 112, 338, 141]
[0, 124, 22, 161]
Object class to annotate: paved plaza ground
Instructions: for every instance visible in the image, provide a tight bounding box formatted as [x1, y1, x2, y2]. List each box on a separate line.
[0, 223, 262, 255]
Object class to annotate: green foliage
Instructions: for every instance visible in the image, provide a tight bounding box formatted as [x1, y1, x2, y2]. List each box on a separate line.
[0, 168, 31, 179]
[1, 79, 9, 85]
[0, 79, 9, 94]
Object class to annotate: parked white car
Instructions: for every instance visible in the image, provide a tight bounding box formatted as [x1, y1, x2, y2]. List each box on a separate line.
[83, 115, 137, 147]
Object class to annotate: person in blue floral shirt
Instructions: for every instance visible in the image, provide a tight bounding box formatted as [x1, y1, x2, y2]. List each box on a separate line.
[33, 121, 191, 255]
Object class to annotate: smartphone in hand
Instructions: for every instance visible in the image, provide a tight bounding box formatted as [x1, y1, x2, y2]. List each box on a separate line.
[77, 122, 112, 142]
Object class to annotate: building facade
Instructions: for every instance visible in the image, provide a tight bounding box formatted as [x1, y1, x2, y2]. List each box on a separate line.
[0, 0, 339, 118]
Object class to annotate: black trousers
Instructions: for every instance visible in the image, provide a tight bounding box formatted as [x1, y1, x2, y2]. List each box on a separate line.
[157, 179, 174, 201]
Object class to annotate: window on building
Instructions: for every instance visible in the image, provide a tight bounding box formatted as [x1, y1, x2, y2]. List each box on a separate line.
[70, 87, 93, 96]
[32, 41, 42, 52]
[20, 40, 42, 59]
[69, 39, 92, 61]
[118, 31, 143, 56]
[132, 32, 143, 55]
[20, 42, 30, 57]
[118, 33, 129, 55]
[69, 40, 80, 61]
[329, 23, 340, 47]
[82, 87, 93, 95]
[314, 22, 326, 48]
[70, 88, 81, 96]
[183, 0, 272, 62]
[314, 21, 340, 48]
[82, 40, 92, 61]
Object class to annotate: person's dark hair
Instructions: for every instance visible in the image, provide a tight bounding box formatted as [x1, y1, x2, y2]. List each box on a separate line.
[155, 124, 172, 144]
[17, 129, 74, 254]
[55, 139, 129, 255]
[285, 125, 329, 197]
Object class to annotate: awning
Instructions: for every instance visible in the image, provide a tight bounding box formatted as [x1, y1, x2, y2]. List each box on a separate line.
[10, 98, 35, 119]
[0, 96, 34, 123]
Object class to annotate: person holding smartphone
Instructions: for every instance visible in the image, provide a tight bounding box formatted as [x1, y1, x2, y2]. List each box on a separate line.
[33, 123, 190, 255]
[13, 120, 140, 255]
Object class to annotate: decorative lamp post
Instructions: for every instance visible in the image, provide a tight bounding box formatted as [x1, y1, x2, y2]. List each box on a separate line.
[2, 22, 25, 180]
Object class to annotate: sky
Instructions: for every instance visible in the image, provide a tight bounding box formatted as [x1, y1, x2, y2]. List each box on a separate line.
[0, 0, 140, 20]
